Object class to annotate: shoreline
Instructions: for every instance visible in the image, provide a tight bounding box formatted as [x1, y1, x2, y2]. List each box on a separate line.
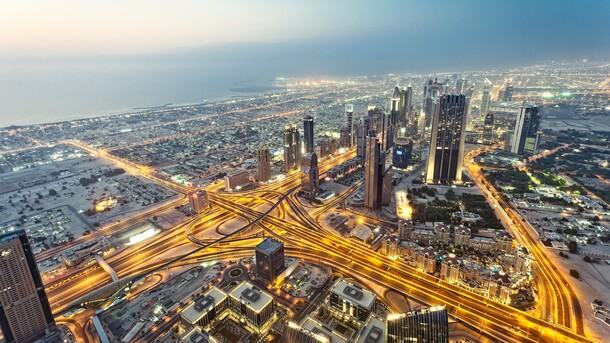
[0, 84, 284, 130]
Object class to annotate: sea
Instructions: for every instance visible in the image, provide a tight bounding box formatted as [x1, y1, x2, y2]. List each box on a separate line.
[0, 57, 283, 128]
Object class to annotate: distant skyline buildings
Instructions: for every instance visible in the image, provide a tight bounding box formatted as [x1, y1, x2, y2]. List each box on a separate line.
[480, 84, 492, 118]
[483, 112, 495, 144]
[426, 94, 467, 184]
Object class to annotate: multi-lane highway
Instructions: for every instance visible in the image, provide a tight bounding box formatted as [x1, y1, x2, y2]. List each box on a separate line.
[464, 147, 584, 335]
[45, 142, 591, 343]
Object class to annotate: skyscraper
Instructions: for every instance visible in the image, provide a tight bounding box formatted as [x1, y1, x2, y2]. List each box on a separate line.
[388, 87, 400, 149]
[364, 132, 384, 210]
[402, 86, 414, 132]
[510, 105, 541, 155]
[318, 139, 327, 159]
[386, 306, 449, 343]
[483, 112, 495, 144]
[423, 78, 442, 128]
[303, 115, 314, 154]
[356, 115, 372, 159]
[426, 94, 467, 183]
[456, 78, 468, 94]
[502, 85, 514, 101]
[329, 138, 338, 155]
[339, 126, 351, 149]
[300, 152, 319, 195]
[283, 125, 301, 173]
[480, 84, 492, 118]
[256, 145, 271, 182]
[345, 104, 354, 147]
[189, 189, 209, 214]
[255, 238, 285, 283]
[0, 231, 55, 343]
[393, 136, 413, 170]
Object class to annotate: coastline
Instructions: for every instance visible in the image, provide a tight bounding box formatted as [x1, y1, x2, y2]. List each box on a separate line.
[0, 83, 283, 130]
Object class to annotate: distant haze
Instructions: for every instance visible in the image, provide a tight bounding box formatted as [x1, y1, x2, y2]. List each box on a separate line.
[0, 0, 608, 127]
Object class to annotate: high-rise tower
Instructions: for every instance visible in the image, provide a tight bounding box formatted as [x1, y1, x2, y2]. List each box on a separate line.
[502, 85, 514, 101]
[283, 125, 301, 173]
[483, 113, 495, 144]
[387, 87, 401, 150]
[356, 115, 372, 159]
[425, 94, 467, 183]
[402, 86, 414, 132]
[364, 133, 385, 209]
[300, 152, 319, 195]
[303, 115, 314, 154]
[256, 145, 272, 182]
[456, 78, 468, 94]
[0, 231, 56, 343]
[345, 104, 354, 147]
[423, 78, 442, 128]
[386, 306, 449, 343]
[480, 85, 492, 118]
[510, 105, 541, 155]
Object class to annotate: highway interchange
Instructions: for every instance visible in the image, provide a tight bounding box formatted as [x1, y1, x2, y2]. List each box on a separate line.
[45, 141, 589, 343]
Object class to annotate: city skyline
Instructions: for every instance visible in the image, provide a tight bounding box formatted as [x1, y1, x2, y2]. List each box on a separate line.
[0, 2, 609, 343]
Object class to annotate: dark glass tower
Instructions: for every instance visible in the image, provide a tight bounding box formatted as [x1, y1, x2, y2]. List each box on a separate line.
[255, 238, 285, 283]
[303, 115, 314, 154]
[392, 137, 413, 170]
[425, 94, 467, 183]
[0, 230, 55, 343]
[510, 105, 541, 155]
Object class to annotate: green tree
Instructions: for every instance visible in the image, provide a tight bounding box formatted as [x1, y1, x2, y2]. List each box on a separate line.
[567, 241, 578, 253]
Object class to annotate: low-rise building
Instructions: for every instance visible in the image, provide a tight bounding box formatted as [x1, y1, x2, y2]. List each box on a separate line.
[328, 279, 377, 324]
[228, 282, 275, 330]
[180, 287, 229, 328]
[224, 169, 250, 191]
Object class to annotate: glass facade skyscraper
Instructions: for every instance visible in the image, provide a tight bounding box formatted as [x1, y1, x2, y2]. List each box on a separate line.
[0, 230, 55, 343]
[386, 306, 449, 343]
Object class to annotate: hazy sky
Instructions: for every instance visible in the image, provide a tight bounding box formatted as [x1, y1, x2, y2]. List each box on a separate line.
[1, 0, 609, 63]
[1, 0, 609, 126]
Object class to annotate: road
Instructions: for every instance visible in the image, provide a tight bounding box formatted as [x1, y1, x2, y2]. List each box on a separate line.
[464, 146, 584, 335]
[45, 145, 591, 343]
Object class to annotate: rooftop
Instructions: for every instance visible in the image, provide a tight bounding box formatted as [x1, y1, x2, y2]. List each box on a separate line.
[181, 287, 227, 324]
[180, 326, 218, 343]
[301, 316, 348, 343]
[330, 279, 376, 310]
[228, 281, 273, 313]
[355, 314, 386, 343]
[255, 237, 283, 255]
